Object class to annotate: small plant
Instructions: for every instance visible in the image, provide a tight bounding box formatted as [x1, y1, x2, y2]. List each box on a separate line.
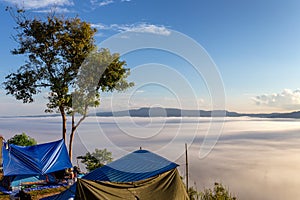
[188, 186, 201, 200]
[200, 182, 237, 200]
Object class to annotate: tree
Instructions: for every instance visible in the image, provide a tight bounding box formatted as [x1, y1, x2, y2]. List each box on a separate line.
[7, 133, 37, 146]
[200, 182, 237, 200]
[77, 148, 113, 172]
[3, 8, 133, 159]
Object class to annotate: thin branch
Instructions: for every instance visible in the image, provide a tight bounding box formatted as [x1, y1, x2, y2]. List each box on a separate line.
[73, 104, 88, 132]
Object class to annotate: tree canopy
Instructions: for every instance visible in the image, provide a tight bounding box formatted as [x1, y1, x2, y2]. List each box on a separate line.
[7, 133, 37, 146]
[3, 9, 133, 159]
[77, 148, 113, 172]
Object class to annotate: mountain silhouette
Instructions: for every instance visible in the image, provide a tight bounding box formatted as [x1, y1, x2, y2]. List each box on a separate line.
[96, 107, 300, 119]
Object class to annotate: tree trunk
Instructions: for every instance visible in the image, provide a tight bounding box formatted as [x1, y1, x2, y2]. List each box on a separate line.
[69, 112, 87, 160]
[69, 114, 76, 160]
[69, 130, 75, 160]
[59, 106, 67, 143]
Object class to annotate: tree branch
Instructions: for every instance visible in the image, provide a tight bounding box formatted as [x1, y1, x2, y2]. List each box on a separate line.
[72, 104, 88, 132]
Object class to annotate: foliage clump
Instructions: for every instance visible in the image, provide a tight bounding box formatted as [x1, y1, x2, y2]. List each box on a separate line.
[7, 133, 37, 146]
[77, 148, 113, 172]
[200, 182, 237, 200]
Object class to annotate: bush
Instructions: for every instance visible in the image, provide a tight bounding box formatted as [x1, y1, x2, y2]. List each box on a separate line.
[188, 186, 200, 200]
[77, 148, 113, 172]
[200, 182, 237, 200]
[7, 133, 37, 146]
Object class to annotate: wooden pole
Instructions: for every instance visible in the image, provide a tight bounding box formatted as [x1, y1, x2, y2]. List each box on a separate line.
[185, 143, 189, 192]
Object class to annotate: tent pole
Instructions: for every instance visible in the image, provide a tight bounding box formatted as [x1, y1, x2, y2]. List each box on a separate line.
[185, 143, 189, 192]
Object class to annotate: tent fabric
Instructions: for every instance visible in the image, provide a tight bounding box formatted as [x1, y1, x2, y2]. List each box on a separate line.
[84, 149, 178, 182]
[42, 150, 182, 200]
[2, 139, 72, 176]
[75, 169, 189, 200]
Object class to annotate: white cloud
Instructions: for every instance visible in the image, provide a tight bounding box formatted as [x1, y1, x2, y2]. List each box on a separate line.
[3, 0, 73, 9]
[90, 0, 114, 7]
[252, 89, 300, 110]
[34, 7, 72, 13]
[90, 0, 131, 7]
[92, 22, 171, 36]
[91, 23, 108, 30]
[120, 24, 171, 36]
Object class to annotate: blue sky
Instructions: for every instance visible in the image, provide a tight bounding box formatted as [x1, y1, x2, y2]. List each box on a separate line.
[1, 0, 300, 115]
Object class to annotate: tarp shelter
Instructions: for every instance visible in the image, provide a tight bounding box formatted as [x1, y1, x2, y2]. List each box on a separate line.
[1, 139, 72, 190]
[75, 168, 188, 200]
[42, 149, 189, 200]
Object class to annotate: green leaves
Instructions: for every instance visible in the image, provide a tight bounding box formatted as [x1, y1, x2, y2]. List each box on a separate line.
[4, 69, 39, 103]
[199, 182, 237, 200]
[7, 133, 37, 146]
[77, 48, 134, 92]
[77, 148, 113, 172]
[72, 48, 134, 114]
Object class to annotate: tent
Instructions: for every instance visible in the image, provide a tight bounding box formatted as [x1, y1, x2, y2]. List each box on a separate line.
[43, 149, 189, 200]
[1, 139, 72, 190]
[75, 168, 187, 200]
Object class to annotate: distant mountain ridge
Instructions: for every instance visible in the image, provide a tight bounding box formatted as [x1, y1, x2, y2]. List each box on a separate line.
[2, 107, 300, 119]
[96, 107, 300, 119]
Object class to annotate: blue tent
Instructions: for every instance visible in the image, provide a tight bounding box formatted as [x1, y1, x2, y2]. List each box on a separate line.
[84, 149, 178, 182]
[42, 149, 179, 200]
[1, 139, 72, 189]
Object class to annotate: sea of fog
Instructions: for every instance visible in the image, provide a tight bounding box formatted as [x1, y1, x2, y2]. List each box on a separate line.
[1, 116, 300, 200]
